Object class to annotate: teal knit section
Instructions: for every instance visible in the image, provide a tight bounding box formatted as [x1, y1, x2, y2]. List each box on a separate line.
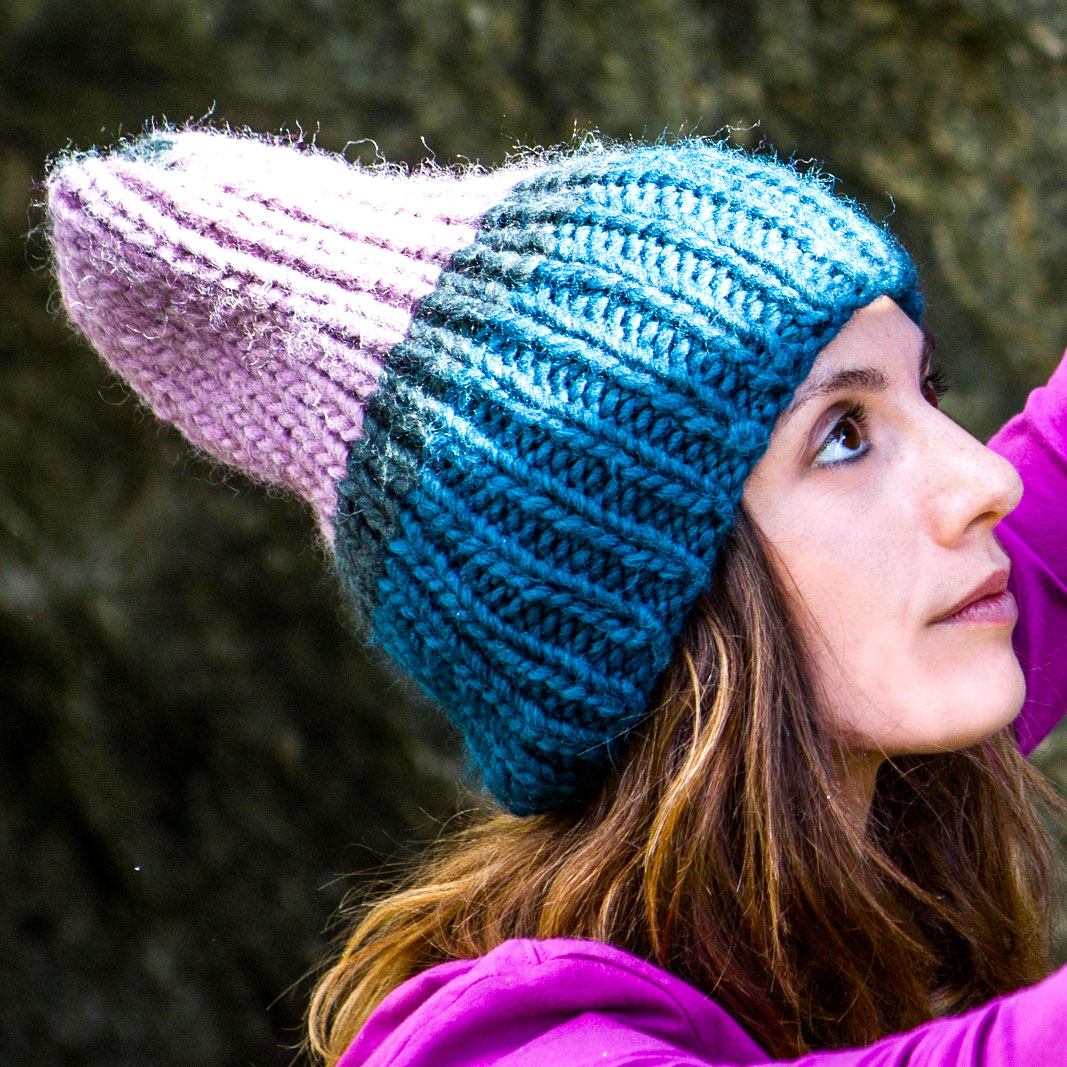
[332, 142, 921, 815]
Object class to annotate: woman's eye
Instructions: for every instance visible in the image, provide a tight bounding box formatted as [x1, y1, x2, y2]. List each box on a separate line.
[813, 408, 870, 466]
[921, 368, 950, 410]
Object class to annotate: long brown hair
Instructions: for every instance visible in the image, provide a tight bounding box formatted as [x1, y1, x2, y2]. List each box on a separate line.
[308, 507, 1060, 1062]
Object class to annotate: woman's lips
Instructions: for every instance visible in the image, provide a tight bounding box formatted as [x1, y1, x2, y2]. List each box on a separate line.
[935, 588, 1018, 627]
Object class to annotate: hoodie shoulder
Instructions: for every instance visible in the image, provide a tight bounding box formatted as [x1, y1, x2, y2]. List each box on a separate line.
[338, 938, 766, 1067]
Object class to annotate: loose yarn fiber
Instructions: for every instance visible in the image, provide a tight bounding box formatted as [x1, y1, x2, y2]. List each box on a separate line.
[47, 130, 922, 814]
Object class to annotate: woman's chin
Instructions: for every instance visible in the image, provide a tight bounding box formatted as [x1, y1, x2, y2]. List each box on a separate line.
[898, 656, 1026, 755]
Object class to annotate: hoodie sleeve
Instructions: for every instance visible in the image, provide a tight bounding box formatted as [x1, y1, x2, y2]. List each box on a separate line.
[988, 348, 1067, 753]
[786, 962, 1067, 1067]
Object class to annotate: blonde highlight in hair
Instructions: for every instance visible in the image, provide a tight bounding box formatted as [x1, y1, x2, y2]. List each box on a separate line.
[308, 507, 1059, 1063]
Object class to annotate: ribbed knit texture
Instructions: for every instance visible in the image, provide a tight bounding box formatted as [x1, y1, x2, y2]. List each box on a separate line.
[48, 132, 922, 814]
[47, 130, 526, 534]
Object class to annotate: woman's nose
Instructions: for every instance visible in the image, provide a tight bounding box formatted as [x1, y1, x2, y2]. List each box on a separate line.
[926, 416, 1023, 547]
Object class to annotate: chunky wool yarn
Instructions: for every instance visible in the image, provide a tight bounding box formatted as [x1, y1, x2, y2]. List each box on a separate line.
[47, 130, 922, 814]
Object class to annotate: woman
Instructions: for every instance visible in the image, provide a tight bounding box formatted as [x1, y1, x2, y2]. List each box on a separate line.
[46, 131, 1067, 1065]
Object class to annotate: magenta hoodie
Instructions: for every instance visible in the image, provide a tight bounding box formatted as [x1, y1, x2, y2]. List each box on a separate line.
[338, 353, 1067, 1067]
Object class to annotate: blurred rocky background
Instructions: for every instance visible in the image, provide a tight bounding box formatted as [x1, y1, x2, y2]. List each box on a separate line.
[4, 0, 1067, 1064]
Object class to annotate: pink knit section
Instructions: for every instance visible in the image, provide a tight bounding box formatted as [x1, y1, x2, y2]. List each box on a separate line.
[48, 130, 532, 535]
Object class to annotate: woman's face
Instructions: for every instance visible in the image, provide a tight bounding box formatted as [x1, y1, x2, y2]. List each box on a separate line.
[743, 297, 1025, 770]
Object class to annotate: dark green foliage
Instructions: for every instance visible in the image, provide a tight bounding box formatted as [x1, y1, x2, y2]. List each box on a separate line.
[4, 0, 1067, 1063]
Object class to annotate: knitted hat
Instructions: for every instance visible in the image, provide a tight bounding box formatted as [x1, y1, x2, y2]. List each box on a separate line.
[47, 130, 922, 815]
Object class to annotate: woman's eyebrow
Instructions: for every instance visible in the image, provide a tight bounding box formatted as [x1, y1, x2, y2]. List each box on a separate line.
[779, 366, 889, 426]
[920, 330, 936, 373]
[779, 332, 936, 428]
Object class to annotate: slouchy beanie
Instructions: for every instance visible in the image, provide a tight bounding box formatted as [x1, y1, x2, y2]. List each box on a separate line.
[46, 129, 922, 815]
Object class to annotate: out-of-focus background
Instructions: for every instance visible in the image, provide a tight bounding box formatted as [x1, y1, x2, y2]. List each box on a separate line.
[4, 1, 1067, 1064]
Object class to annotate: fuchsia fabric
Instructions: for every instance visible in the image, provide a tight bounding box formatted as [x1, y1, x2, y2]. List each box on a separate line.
[991, 350, 1067, 754]
[338, 352, 1067, 1067]
[342, 937, 1067, 1067]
